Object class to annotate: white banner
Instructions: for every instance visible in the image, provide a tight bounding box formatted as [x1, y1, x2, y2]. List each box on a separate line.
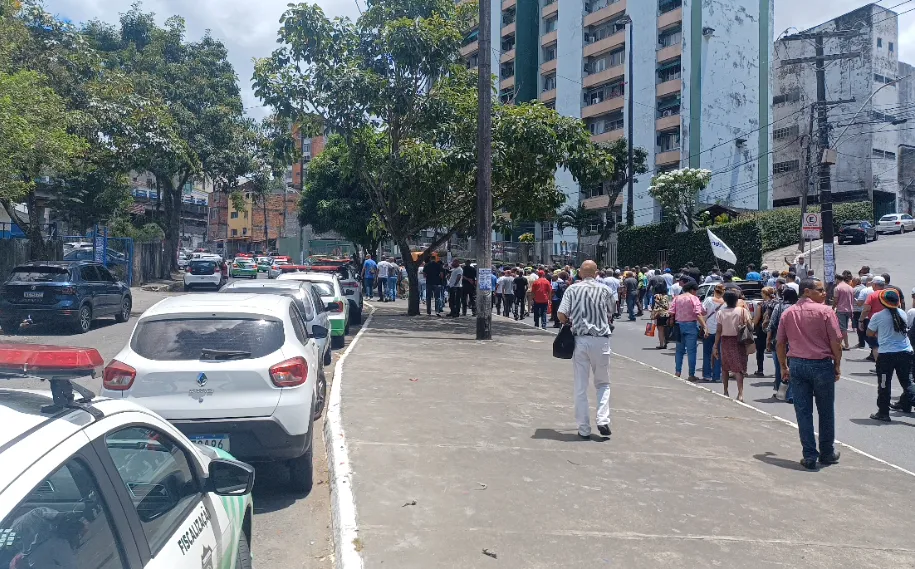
[706, 228, 738, 265]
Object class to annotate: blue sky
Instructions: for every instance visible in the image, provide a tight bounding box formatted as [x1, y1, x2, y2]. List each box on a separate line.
[43, 0, 915, 117]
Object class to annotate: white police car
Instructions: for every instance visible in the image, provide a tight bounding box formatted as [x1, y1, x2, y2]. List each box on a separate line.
[0, 344, 255, 569]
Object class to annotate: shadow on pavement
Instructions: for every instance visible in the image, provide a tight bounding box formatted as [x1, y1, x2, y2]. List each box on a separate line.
[530, 428, 592, 442]
[752, 452, 807, 471]
[850, 417, 915, 428]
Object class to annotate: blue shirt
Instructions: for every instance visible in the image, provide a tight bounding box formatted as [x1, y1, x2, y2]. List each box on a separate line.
[490, 273, 498, 289]
[363, 259, 377, 277]
[745, 271, 762, 282]
[867, 308, 913, 353]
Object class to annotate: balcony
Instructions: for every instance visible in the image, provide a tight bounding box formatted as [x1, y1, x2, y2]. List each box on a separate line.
[582, 96, 625, 118]
[583, 30, 625, 57]
[583, 64, 624, 88]
[655, 112, 680, 131]
[501, 22, 516, 37]
[591, 130, 623, 144]
[657, 43, 681, 63]
[502, 0, 516, 9]
[541, 30, 558, 46]
[543, 1, 558, 18]
[501, 75, 515, 90]
[541, 59, 557, 74]
[656, 78, 681, 97]
[540, 88, 557, 103]
[460, 41, 479, 58]
[658, 6, 682, 30]
[582, 194, 611, 210]
[655, 149, 681, 166]
[584, 0, 626, 27]
[500, 48, 516, 63]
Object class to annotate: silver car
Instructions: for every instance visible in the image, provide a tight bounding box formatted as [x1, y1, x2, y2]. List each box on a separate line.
[876, 213, 915, 234]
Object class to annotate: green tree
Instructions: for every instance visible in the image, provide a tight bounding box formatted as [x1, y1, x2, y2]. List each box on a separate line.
[254, 0, 614, 314]
[595, 138, 647, 239]
[648, 168, 712, 231]
[557, 204, 599, 252]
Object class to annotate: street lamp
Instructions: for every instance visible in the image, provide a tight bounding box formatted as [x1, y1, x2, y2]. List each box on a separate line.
[618, 14, 634, 227]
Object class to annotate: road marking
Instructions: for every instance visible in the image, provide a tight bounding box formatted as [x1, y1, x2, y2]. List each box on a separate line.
[324, 301, 375, 569]
[502, 312, 915, 479]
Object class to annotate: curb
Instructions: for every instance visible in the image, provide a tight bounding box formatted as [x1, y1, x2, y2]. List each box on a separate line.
[324, 303, 375, 569]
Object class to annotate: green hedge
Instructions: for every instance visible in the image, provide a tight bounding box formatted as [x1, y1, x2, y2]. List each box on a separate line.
[619, 219, 762, 273]
[619, 201, 873, 271]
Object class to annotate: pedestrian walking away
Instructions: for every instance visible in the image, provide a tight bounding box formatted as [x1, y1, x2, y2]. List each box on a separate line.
[833, 271, 855, 350]
[557, 261, 615, 439]
[623, 272, 639, 321]
[499, 270, 515, 318]
[776, 278, 843, 470]
[461, 259, 477, 316]
[650, 284, 671, 349]
[669, 280, 707, 382]
[751, 287, 775, 377]
[362, 254, 377, 300]
[531, 270, 552, 329]
[512, 270, 529, 320]
[551, 271, 569, 327]
[701, 284, 725, 382]
[865, 289, 915, 421]
[424, 255, 445, 315]
[446, 259, 463, 317]
[713, 290, 752, 401]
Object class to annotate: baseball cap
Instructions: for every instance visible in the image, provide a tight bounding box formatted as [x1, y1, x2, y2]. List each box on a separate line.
[871, 276, 886, 285]
[664, 268, 671, 273]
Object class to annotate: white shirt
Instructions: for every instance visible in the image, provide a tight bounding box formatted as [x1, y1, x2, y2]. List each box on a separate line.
[602, 277, 620, 297]
[786, 282, 800, 294]
[856, 286, 874, 306]
[663, 273, 674, 286]
[702, 296, 724, 332]
[496, 275, 511, 294]
[418, 266, 426, 283]
[376, 261, 390, 278]
[670, 283, 683, 296]
[907, 308, 915, 330]
[447, 266, 463, 288]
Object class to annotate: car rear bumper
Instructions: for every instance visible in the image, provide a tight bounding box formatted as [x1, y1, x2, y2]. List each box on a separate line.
[877, 226, 902, 233]
[171, 416, 310, 461]
[185, 275, 222, 286]
[0, 304, 83, 322]
[329, 316, 346, 336]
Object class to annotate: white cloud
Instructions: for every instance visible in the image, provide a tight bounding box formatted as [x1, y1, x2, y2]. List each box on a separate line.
[44, 0, 362, 118]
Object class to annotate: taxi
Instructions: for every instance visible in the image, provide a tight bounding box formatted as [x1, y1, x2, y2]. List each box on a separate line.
[230, 258, 258, 279]
[0, 344, 255, 569]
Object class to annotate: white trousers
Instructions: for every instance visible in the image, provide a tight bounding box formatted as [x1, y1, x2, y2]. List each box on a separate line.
[572, 335, 612, 435]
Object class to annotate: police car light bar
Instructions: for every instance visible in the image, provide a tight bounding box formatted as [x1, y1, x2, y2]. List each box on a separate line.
[0, 344, 104, 414]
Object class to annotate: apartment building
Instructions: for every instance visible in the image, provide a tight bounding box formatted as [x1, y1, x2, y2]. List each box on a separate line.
[772, 4, 914, 216]
[462, 0, 773, 259]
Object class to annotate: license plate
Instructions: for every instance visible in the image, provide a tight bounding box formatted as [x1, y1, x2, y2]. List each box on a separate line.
[23, 291, 43, 299]
[190, 434, 230, 451]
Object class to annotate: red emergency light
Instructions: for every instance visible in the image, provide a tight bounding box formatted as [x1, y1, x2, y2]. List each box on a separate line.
[0, 344, 105, 413]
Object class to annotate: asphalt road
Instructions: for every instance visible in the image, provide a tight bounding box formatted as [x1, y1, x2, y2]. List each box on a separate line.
[0, 271, 352, 569]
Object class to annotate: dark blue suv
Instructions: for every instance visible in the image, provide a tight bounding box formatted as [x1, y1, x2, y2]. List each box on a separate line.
[0, 261, 132, 334]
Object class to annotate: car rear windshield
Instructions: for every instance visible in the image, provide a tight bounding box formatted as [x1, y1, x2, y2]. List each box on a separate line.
[190, 260, 216, 269]
[7, 267, 70, 283]
[880, 215, 898, 221]
[304, 281, 334, 296]
[841, 221, 861, 226]
[132, 318, 284, 360]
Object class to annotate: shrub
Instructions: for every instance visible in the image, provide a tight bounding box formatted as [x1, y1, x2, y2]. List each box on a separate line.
[619, 219, 761, 273]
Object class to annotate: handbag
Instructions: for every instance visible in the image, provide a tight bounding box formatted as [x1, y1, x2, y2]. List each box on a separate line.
[668, 322, 681, 343]
[644, 322, 656, 337]
[553, 324, 575, 359]
[737, 310, 755, 346]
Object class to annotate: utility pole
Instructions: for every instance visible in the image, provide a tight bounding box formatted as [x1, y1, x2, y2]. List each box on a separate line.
[622, 15, 635, 227]
[475, 0, 493, 340]
[797, 102, 816, 252]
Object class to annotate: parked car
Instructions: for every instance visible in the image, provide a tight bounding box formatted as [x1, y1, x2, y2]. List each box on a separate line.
[876, 213, 915, 234]
[305, 263, 363, 324]
[279, 272, 350, 348]
[0, 344, 256, 569]
[62, 247, 128, 267]
[256, 256, 272, 272]
[230, 258, 258, 279]
[184, 259, 226, 290]
[696, 280, 764, 318]
[838, 220, 878, 244]
[101, 293, 320, 492]
[0, 261, 132, 334]
[267, 261, 291, 279]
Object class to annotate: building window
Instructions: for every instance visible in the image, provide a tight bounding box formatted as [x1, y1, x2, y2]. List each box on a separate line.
[587, 112, 624, 135]
[500, 62, 515, 79]
[501, 37, 515, 52]
[773, 124, 799, 140]
[543, 46, 556, 61]
[873, 149, 896, 160]
[657, 130, 681, 153]
[466, 53, 479, 68]
[773, 159, 799, 174]
[243, 227, 248, 235]
[584, 80, 624, 105]
[657, 94, 681, 118]
[772, 90, 800, 105]
[889, 42, 894, 52]
[657, 61, 681, 83]
[658, 27, 682, 48]
[231, 228, 238, 237]
[499, 87, 514, 104]
[544, 101, 556, 110]
[230, 211, 239, 219]
[659, 0, 682, 14]
[542, 222, 554, 240]
[243, 210, 248, 219]
[875, 73, 896, 85]
[544, 17, 557, 33]
[502, 7, 515, 26]
[543, 74, 557, 92]
[877, 37, 883, 48]
[582, 183, 604, 198]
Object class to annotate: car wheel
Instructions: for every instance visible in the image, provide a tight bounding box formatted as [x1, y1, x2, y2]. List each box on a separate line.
[74, 305, 92, 334]
[115, 297, 132, 323]
[288, 412, 314, 493]
[313, 365, 327, 420]
[323, 345, 332, 366]
[873, 232, 878, 241]
[331, 334, 344, 349]
[350, 302, 363, 325]
[1, 319, 20, 335]
[235, 535, 253, 569]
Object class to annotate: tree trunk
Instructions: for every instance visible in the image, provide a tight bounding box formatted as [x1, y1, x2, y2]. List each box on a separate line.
[160, 178, 181, 272]
[397, 237, 420, 316]
[26, 192, 46, 258]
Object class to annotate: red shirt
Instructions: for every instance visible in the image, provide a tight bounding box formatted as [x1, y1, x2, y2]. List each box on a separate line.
[532, 278, 552, 304]
[865, 290, 886, 317]
[776, 297, 842, 360]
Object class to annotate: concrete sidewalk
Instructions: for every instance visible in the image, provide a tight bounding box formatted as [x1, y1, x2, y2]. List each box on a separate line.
[336, 304, 915, 568]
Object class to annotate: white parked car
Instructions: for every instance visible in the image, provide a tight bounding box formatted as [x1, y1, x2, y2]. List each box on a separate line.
[0, 344, 256, 569]
[102, 293, 321, 492]
[183, 258, 225, 290]
[876, 213, 915, 234]
[267, 261, 290, 279]
[279, 271, 350, 349]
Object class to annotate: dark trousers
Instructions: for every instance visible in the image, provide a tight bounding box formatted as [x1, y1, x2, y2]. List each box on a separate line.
[754, 334, 767, 373]
[502, 294, 514, 317]
[626, 295, 636, 320]
[789, 358, 836, 462]
[461, 286, 476, 315]
[852, 311, 865, 347]
[533, 302, 548, 328]
[448, 287, 461, 316]
[876, 350, 915, 414]
[513, 293, 525, 319]
[495, 293, 502, 313]
[551, 298, 561, 325]
[364, 277, 374, 299]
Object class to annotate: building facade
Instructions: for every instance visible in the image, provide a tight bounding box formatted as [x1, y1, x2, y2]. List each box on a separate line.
[462, 0, 773, 260]
[772, 4, 913, 215]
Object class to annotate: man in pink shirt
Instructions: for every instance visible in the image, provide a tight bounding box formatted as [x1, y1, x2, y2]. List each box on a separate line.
[776, 278, 844, 470]
[832, 270, 856, 350]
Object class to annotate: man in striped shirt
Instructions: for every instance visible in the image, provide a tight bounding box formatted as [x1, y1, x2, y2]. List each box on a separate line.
[558, 260, 615, 439]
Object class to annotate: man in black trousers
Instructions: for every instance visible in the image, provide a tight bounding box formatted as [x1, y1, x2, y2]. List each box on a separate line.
[461, 259, 477, 316]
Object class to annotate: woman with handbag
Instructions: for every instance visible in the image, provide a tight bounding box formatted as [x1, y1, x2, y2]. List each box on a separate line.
[650, 282, 671, 349]
[701, 284, 725, 382]
[713, 290, 753, 402]
[669, 280, 707, 381]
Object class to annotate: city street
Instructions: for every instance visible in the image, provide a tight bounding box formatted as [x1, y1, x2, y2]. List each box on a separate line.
[0, 271, 341, 569]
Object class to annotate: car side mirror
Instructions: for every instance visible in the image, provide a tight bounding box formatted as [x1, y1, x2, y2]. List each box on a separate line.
[207, 459, 255, 496]
[311, 325, 328, 339]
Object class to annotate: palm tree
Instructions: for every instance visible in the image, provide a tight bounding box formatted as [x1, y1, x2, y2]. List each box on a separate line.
[557, 204, 600, 258]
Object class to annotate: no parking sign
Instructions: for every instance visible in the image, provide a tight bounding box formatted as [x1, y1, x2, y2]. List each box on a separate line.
[802, 213, 821, 240]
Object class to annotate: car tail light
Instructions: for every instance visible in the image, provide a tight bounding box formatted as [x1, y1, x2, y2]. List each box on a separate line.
[269, 356, 308, 387]
[896, 221, 901, 225]
[186, 267, 192, 273]
[233, 263, 239, 268]
[103, 359, 136, 391]
[327, 300, 345, 313]
[59, 286, 77, 295]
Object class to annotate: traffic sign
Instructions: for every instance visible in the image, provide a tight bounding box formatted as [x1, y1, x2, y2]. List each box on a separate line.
[802, 213, 821, 240]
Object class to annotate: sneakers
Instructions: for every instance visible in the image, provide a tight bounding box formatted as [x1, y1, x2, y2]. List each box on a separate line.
[597, 424, 611, 436]
[819, 451, 840, 465]
[869, 412, 892, 422]
[578, 432, 591, 440]
[753, 371, 766, 378]
[865, 354, 875, 362]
